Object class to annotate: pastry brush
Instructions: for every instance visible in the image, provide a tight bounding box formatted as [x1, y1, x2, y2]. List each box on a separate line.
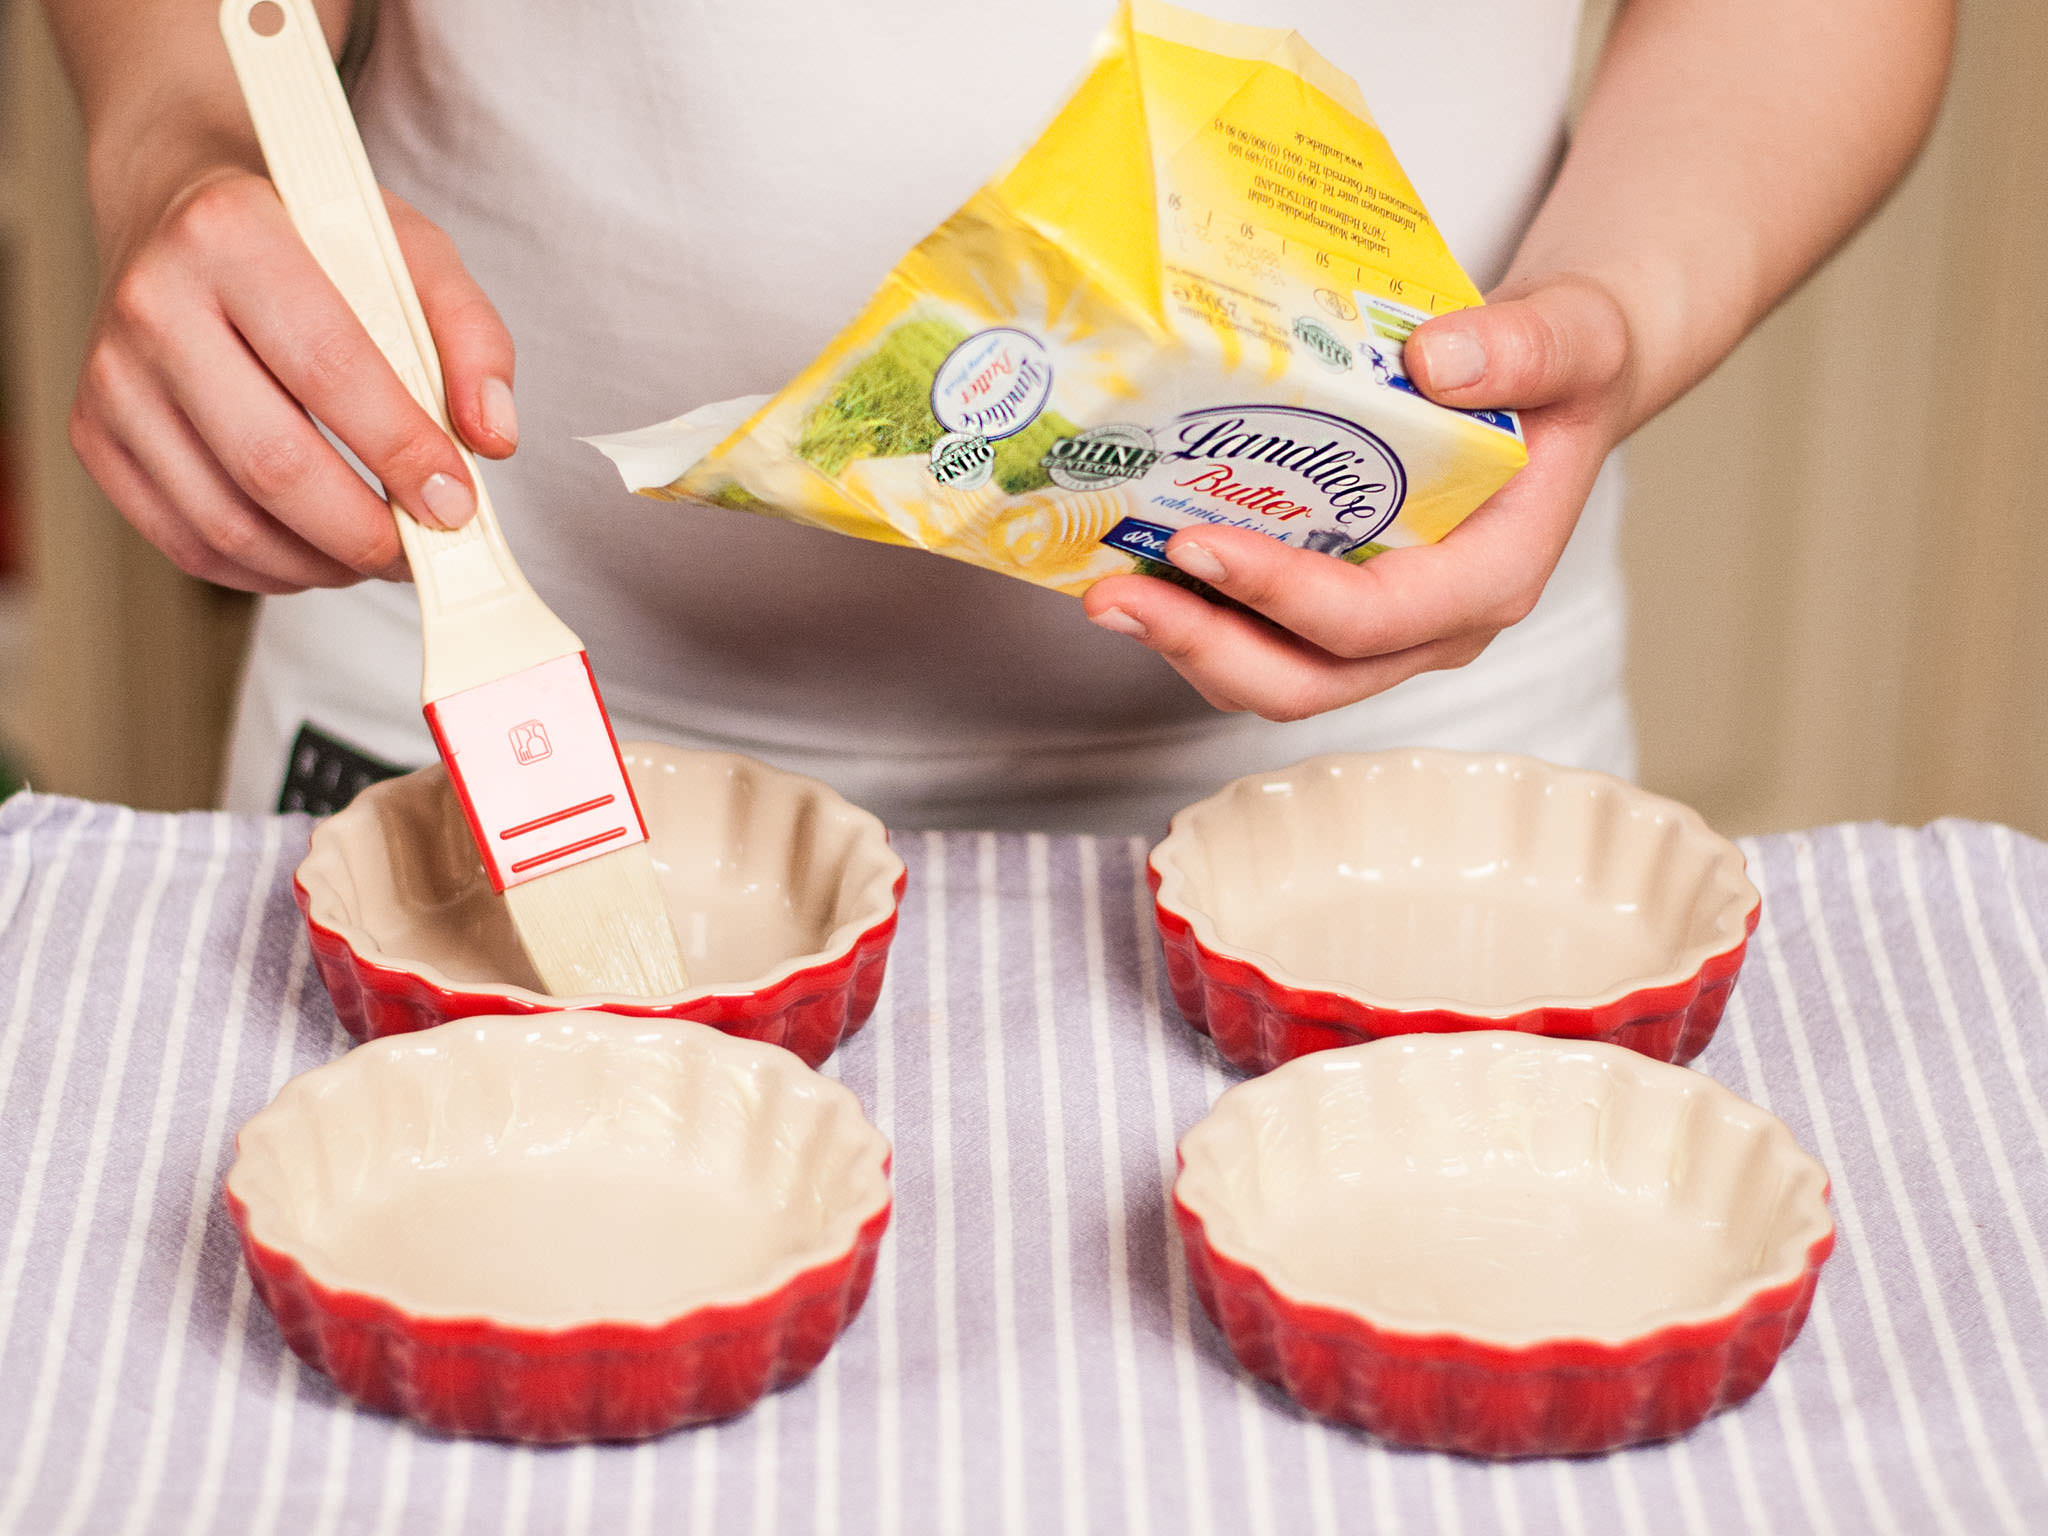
[220, 0, 688, 997]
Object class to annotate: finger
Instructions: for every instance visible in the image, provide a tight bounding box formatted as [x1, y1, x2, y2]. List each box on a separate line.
[1085, 574, 1490, 721]
[1116, 408, 1602, 660]
[146, 307, 413, 576]
[183, 179, 478, 528]
[86, 347, 368, 589]
[70, 407, 302, 595]
[138, 403, 373, 588]
[387, 193, 518, 457]
[1403, 274, 1631, 412]
[1187, 678, 1251, 713]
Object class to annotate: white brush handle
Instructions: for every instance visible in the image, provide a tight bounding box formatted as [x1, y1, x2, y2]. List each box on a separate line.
[218, 0, 580, 700]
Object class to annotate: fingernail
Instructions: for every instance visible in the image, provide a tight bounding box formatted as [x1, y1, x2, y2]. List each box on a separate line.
[1091, 606, 1148, 639]
[479, 376, 518, 447]
[419, 471, 475, 528]
[1170, 540, 1227, 584]
[1415, 326, 1485, 389]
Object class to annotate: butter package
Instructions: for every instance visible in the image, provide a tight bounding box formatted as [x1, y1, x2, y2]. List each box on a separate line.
[587, 0, 1526, 595]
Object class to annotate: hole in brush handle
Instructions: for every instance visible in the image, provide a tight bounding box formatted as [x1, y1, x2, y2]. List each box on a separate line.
[247, 1, 285, 36]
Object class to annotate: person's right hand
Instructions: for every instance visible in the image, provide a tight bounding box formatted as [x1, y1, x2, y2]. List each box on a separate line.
[69, 166, 517, 594]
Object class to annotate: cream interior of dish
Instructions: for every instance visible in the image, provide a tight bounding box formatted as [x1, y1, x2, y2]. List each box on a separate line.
[1228, 882, 1674, 1009]
[311, 748, 896, 994]
[317, 1169, 809, 1317]
[229, 1021, 892, 1326]
[1263, 1178, 1743, 1336]
[1172, 755, 1748, 1007]
[1179, 1035, 1830, 1343]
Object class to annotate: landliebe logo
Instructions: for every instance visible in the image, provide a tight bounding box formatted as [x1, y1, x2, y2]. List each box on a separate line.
[930, 327, 1054, 441]
[1161, 405, 1406, 543]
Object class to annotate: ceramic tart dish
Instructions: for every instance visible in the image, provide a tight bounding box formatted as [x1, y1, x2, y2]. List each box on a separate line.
[1174, 1031, 1834, 1457]
[294, 743, 906, 1066]
[225, 1015, 893, 1442]
[1149, 750, 1760, 1073]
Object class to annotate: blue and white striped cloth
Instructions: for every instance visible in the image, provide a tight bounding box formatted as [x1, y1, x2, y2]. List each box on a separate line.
[1, 792, 2046, 1534]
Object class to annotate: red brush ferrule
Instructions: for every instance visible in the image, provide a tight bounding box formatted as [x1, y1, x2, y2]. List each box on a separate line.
[423, 653, 648, 894]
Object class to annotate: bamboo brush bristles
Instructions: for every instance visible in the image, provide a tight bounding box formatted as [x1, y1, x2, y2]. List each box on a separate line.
[502, 843, 689, 998]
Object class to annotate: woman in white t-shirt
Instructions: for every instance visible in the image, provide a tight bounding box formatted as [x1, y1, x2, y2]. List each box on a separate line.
[48, 0, 1953, 830]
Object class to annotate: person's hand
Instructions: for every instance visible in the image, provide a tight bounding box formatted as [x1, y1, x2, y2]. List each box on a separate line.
[1082, 273, 1637, 720]
[69, 166, 516, 594]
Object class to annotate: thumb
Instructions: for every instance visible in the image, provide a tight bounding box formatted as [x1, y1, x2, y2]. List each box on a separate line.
[1403, 275, 1631, 411]
[385, 192, 519, 459]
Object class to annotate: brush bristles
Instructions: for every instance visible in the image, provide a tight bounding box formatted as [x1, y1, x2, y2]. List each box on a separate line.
[502, 843, 690, 998]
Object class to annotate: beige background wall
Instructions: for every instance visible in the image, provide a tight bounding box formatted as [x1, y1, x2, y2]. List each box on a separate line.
[1617, 0, 2048, 838]
[3, 0, 252, 811]
[3, 0, 2043, 836]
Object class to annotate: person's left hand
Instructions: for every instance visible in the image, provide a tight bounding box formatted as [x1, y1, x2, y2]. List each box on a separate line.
[1081, 273, 1638, 720]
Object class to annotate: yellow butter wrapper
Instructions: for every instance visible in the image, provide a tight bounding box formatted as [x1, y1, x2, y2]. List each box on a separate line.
[587, 0, 1527, 594]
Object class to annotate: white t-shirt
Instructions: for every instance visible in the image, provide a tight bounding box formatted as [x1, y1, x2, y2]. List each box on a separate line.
[222, 0, 1631, 832]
